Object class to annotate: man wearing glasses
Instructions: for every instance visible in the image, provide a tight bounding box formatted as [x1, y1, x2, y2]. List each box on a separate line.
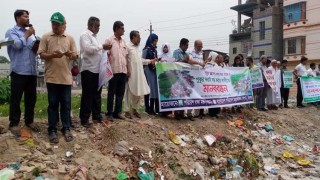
[38, 12, 78, 143]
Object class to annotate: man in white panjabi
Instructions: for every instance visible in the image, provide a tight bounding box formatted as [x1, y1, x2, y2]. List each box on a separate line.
[124, 31, 155, 119]
[266, 60, 281, 110]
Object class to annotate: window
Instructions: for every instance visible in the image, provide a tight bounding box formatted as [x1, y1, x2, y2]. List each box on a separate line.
[284, 36, 306, 55]
[259, 51, 265, 57]
[288, 39, 296, 54]
[259, 21, 265, 40]
[284, 2, 306, 23]
[233, 47, 237, 54]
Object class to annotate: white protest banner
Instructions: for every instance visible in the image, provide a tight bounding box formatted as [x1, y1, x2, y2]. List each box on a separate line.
[98, 51, 113, 90]
[156, 63, 253, 111]
[300, 76, 320, 103]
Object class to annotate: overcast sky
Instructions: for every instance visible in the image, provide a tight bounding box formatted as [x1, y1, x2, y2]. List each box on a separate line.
[0, 0, 239, 58]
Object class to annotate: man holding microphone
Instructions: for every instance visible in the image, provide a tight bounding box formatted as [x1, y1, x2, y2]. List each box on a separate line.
[5, 9, 39, 137]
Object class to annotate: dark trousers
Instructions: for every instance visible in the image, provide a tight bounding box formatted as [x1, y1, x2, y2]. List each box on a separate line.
[107, 73, 127, 116]
[9, 72, 37, 127]
[144, 94, 150, 113]
[208, 108, 220, 116]
[296, 79, 303, 106]
[256, 81, 268, 109]
[280, 87, 290, 106]
[47, 83, 71, 133]
[79, 71, 102, 123]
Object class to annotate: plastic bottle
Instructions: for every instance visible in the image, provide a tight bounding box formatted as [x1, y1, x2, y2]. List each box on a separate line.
[194, 162, 205, 180]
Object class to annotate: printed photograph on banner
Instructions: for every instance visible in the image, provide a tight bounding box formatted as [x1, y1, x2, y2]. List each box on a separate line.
[156, 63, 254, 111]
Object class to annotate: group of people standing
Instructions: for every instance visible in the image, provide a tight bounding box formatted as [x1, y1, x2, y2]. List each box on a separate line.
[4, 10, 318, 144]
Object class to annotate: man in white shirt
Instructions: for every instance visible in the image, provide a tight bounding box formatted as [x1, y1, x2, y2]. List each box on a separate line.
[256, 55, 269, 111]
[79, 17, 111, 127]
[188, 40, 204, 119]
[293, 56, 308, 108]
[124, 31, 153, 119]
[307, 63, 316, 77]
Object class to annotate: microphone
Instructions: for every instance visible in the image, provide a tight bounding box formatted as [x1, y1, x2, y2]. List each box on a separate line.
[26, 24, 33, 27]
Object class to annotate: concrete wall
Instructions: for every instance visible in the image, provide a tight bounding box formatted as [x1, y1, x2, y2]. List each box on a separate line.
[252, 7, 273, 60]
[283, 0, 320, 63]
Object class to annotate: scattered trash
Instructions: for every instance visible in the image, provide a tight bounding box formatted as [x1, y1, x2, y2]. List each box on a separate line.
[235, 165, 243, 173]
[70, 165, 88, 180]
[195, 138, 206, 149]
[24, 138, 35, 147]
[116, 172, 129, 180]
[137, 167, 154, 180]
[148, 151, 152, 158]
[0, 168, 15, 180]
[228, 158, 238, 166]
[302, 145, 312, 152]
[264, 124, 273, 132]
[168, 131, 180, 145]
[66, 151, 73, 158]
[156, 168, 165, 180]
[114, 141, 132, 156]
[283, 151, 294, 158]
[313, 144, 319, 153]
[264, 166, 277, 174]
[297, 159, 312, 166]
[235, 119, 244, 127]
[35, 176, 45, 180]
[7, 162, 21, 170]
[20, 128, 33, 138]
[194, 162, 205, 180]
[204, 134, 216, 146]
[282, 135, 294, 142]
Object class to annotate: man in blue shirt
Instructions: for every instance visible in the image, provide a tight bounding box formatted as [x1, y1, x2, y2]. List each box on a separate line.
[5, 9, 39, 136]
[172, 38, 204, 121]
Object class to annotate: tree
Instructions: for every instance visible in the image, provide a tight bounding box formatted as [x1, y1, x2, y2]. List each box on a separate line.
[0, 56, 10, 64]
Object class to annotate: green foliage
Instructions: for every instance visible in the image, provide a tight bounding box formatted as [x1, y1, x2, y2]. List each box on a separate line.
[0, 77, 10, 104]
[0, 93, 82, 119]
[0, 56, 10, 63]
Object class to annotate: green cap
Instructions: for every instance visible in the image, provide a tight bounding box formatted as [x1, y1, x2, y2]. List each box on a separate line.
[50, 12, 65, 24]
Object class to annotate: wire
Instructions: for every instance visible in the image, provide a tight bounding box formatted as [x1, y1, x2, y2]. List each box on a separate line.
[153, 8, 230, 24]
[155, 15, 236, 30]
[156, 22, 230, 31]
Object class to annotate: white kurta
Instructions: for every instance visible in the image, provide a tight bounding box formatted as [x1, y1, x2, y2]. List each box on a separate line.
[126, 42, 150, 96]
[266, 66, 281, 105]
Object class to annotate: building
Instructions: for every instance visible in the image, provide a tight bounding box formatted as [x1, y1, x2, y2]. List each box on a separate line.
[283, 0, 320, 68]
[229, 0, 284, 63]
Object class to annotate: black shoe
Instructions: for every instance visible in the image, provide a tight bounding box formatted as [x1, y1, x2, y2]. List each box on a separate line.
[81, 122, 93, 128]
[188, 116, 195, 121]
[106, 115, 114, 121]
[284, 104, 289, 108]
[113, 114, 125, 120]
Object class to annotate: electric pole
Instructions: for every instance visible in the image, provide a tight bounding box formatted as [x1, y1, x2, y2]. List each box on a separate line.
[149, 22, 153, 35]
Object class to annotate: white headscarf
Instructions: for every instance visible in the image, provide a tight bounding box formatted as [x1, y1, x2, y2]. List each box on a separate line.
[208, 51, 218, 63]
[159, 43, 173, 62]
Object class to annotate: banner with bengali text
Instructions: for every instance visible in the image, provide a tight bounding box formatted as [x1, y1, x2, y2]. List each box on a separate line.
[250, 68, 264, 89]
[300, 76, 320, 103]
[283, 71, 293, 88]
[156, 62, 254, 111]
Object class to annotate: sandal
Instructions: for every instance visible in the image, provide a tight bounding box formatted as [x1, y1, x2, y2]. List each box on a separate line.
[63, 130, 73, 142]
[124, 112, 133, 119]
[49, 132, 59, 144]
[26, 123, 40, 132]
[9, 126, 21, 137]
[133, 112, 141, 119]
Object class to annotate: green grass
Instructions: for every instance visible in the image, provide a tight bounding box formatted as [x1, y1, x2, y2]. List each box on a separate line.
[0, 92, 146, 119]
[0, 93, 95, 119]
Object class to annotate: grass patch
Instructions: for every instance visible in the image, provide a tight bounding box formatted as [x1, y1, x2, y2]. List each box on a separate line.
[0, 92, 145, 119]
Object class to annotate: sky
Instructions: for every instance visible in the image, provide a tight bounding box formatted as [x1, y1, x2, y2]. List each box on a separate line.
[0, 0, 239, 59]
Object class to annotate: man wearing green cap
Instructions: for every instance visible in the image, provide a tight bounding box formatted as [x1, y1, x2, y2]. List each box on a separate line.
[38, 12, 78, 143]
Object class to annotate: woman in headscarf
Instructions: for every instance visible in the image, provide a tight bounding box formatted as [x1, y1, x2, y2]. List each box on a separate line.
[142, 33, 159, 115]
[159, 43, 174, 62]
[206, 51, 223, 118]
